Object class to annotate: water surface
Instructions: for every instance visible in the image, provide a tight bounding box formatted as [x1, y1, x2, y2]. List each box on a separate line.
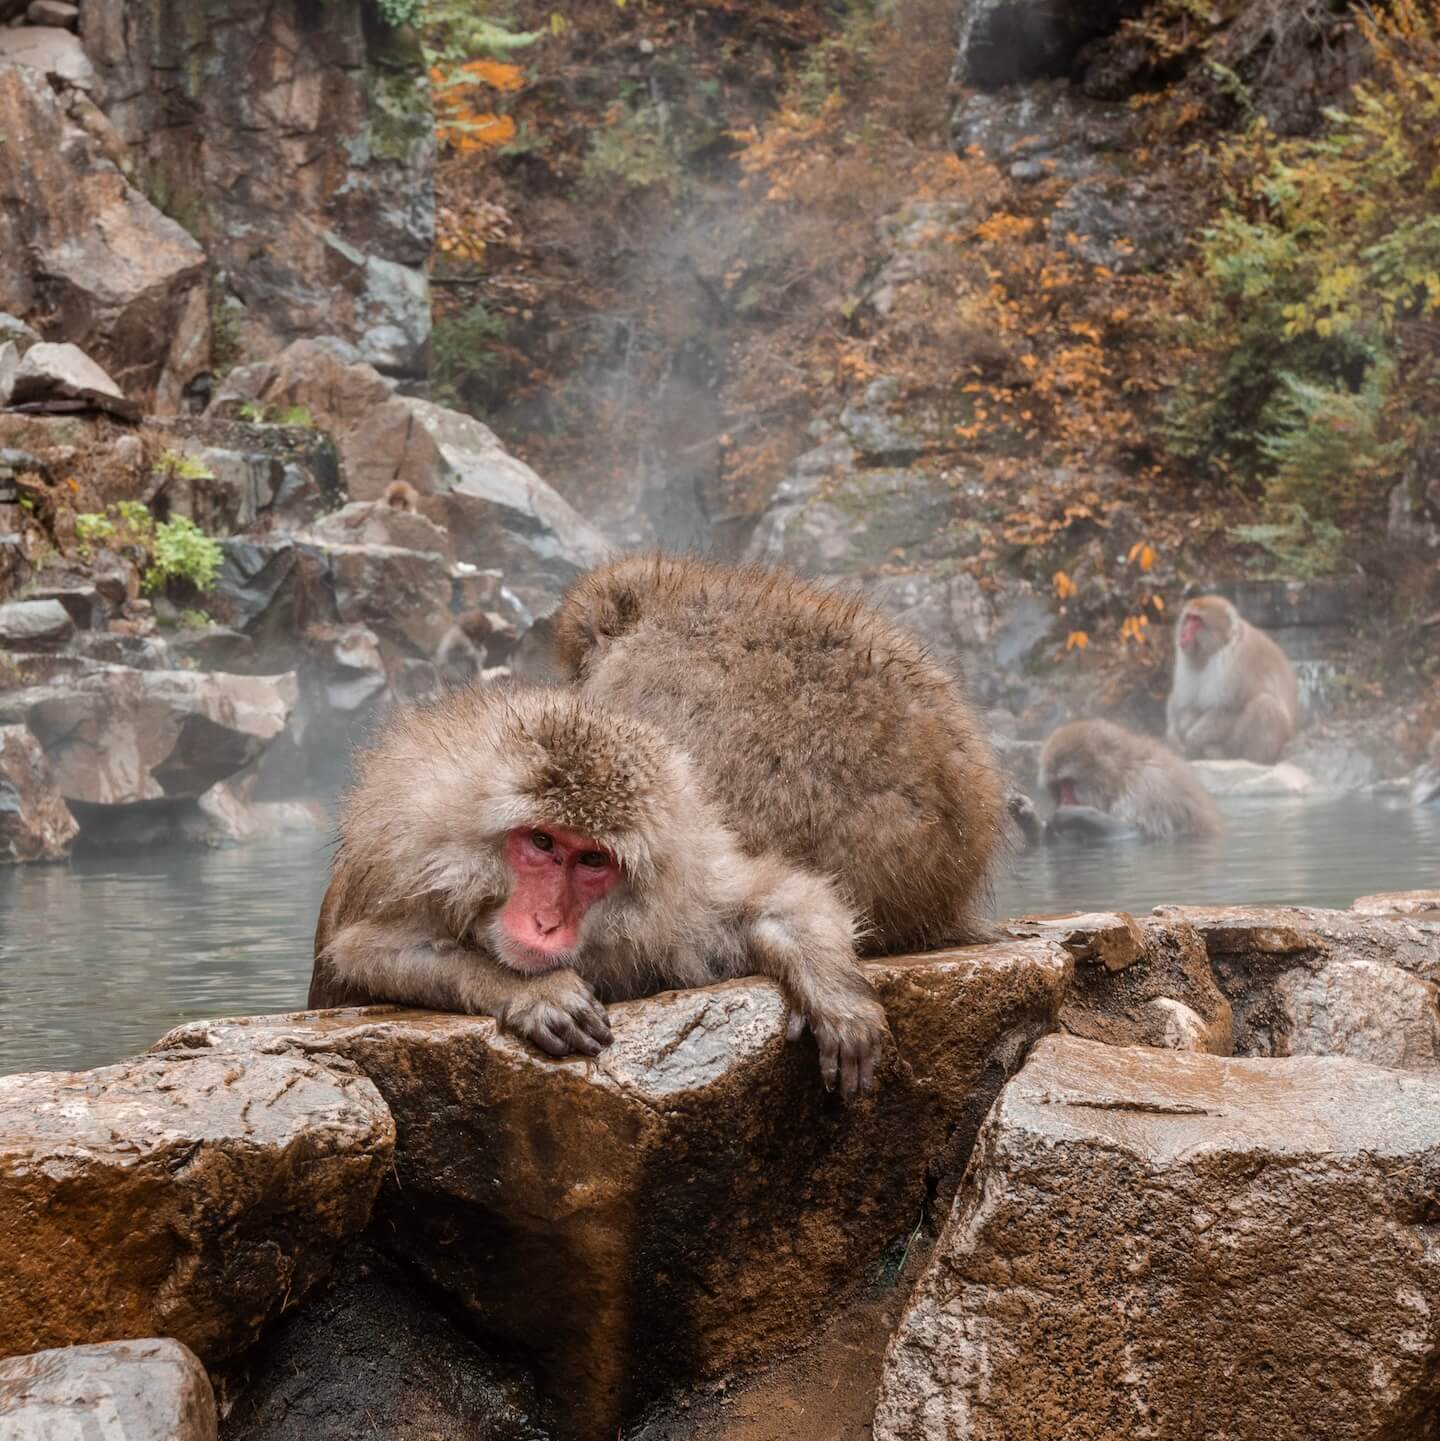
[2, 794, 1436, 1076]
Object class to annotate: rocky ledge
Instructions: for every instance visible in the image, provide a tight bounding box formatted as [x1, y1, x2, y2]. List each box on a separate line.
[1, 897, 1437, 1440]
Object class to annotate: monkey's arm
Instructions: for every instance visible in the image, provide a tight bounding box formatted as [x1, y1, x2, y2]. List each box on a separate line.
[1177, 705, 1240, 758]
[314, 917, 613, 1057]
[740, 864, 889, 1099]
[1046, 804, 1136, 841]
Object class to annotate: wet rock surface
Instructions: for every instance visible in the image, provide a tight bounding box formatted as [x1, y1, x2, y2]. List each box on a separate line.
[0, 1048, 394, 1363]
[157, 939, 1069, 1439]
[0, 722, 78, 862]
[0, 1338, 217, 1441]
[221, 1245, 545, 1441]
[874, 1035, 1440, 1441]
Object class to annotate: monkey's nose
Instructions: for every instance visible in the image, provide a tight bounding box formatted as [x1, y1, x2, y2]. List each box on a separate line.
[534, 909, 562, 934]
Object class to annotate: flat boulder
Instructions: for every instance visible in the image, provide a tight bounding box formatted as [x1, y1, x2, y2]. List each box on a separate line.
[156, 938, 1069, 1439]
[0, 598, 73, 651]
[874, 1036, 1440, 1441]
[0, 723, 78, 862]
[0, 664, 295, 805]
[0, 1338, 216, 1441]
[1190, 758, 1317, 796]
[0, 1049, 394, 1363]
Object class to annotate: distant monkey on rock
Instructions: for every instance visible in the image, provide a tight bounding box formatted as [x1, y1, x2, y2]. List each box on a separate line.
[553, 554, 1007, 952]
[383, 480, 421, 513]
[1166, 595, 1298, 765]
[1039, 719, 1222, 840]
[311, 686, 887, 1097]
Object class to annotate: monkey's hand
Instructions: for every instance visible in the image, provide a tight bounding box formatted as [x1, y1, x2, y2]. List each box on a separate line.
[785, 990, 889, 1100]
[497, 969, 614, 1059]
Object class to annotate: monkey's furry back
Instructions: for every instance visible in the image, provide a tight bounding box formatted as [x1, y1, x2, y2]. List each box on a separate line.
[554, 554, 1006, 951]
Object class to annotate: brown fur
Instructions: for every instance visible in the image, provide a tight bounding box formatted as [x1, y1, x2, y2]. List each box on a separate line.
[383, 480, 420, 513]
[552, 554, 1006, 951]
[1039, 719, 1222, 838]
[1167, 595, 1299, 766]
[311, 683, 887, 1094]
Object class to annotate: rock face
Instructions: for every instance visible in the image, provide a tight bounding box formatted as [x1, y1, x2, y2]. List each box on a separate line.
[211, 341, 611, 612]
[82, 2, 434, 376]
[157, 939, 1070, 1439]
[0, 664, 295, 805]
[0, 65, 209, 411]
[0, 1338, 217, 1441]
[874, 1035, 1440, 1441]
[9, 342, 138, 420]
[0, 724, 78, 862]
[0, 1048, 393, 1364]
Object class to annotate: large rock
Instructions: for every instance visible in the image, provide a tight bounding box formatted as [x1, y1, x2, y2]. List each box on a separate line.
[327, 542, 455, 659]
[0, 598, 74, 652]
[0, 1049, 394, 1363]
[874, 1036, 1440, 1441]
[0, 66, 209, 411]
[9, 342, 138, 421]
[0, 664, 295, 805]
[0, 724, 78, 863]
[212, 342, 611, 612]
[83, 2, 434, 375]
[0, 1339, 216, 1441]
[0, 24, 95, 89]
[157, 939, 1069, 1439]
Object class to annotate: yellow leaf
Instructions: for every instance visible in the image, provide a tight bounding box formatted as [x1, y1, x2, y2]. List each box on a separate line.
[550, 11, 568, 34]
[1150, 594, 1165, 611]
[1139, 543, 1155, 572]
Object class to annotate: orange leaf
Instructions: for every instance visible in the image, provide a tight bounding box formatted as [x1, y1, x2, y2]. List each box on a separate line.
[1052, 570, 1077, 600]
[1065, 630, 1089, 651]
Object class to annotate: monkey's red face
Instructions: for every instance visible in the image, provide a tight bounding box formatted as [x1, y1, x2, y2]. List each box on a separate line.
[496, 826, 621, 971]
[1178, 610, 1205, 652]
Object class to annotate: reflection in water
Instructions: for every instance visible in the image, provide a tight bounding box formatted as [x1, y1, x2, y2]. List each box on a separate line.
[1, 795, 1437, 1077]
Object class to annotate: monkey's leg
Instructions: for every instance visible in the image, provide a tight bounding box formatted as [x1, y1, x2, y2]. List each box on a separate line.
[1232, 694, 1291, 765]
[1178, 705, 1240, 759]
[317, 918, 613, 1056]
[742, 865, 890, 1099]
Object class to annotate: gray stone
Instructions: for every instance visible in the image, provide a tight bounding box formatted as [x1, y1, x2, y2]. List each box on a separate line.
[25, 1, 79, 29]
[0, 24, 94, 88]
[9, 343, 136, 420]
[1271, 958, 1440, 1071]
[0, 1338, 216, 1441]
[0, 665, 296, 804]
[0, 312, 40, 353]
[0, 340, 17, 404]
[874, 1036, 1440, 1441]
[0, 723, 77, 862]
[0, 598, 73, 649]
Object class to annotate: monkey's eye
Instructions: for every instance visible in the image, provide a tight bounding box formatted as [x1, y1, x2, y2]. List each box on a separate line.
[530, 831, 554, 852]
[577, 850, 611, 869]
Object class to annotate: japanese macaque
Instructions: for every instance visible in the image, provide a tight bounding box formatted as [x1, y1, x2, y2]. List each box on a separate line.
[1166, 595, 1299, 765]
[383, 480, 421, 513]
[1039, 719, 1222, 840]
[312, 685, 888, 1096]
[552, 555, 1007, 952]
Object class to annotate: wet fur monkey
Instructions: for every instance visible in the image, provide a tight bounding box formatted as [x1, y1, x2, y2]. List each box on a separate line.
[312, 685, 888, 1096]
[553, 554, 1007, 952]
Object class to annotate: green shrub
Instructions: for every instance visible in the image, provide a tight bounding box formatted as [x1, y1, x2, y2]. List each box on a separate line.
[1168, 0, 1440, 553]
[431, 302, 509, 413]
[144, 517, 223, 596]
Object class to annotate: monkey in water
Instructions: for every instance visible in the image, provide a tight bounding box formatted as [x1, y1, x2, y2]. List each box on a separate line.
[1166, 595, 1299, 766]
[312, 685, 888, 1096]
[1039, 719, 1222, 840]
[552, 555, 1007, 953]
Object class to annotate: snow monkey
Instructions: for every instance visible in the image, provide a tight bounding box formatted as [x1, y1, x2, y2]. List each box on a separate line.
[553, 554, 1007, 953]
[1166, 595, 1299, 766]
[382, 480, 421, 513]
[1039, 719, 1222, 840]
[312, 685, 886, 1096]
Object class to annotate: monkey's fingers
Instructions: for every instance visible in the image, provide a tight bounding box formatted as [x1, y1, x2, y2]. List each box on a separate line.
[577, 998, 613, 1048]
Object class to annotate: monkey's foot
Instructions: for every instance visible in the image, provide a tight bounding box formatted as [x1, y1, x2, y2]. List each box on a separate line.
[500, 971, 613, 1058]
[786, 999, 889, 1100]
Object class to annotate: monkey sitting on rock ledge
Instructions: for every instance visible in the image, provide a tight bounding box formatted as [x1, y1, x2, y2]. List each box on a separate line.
[310, 556, 1007, 1099]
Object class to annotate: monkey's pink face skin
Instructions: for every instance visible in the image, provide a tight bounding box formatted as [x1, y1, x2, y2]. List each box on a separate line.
[1051, 779, 1079, 807]
[496, 826, 620, 972]
[1178, 611, 1205, 652]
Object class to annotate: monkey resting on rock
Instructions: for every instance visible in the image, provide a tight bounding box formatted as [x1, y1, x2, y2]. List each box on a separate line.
[310, 556, 1006, 1099]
